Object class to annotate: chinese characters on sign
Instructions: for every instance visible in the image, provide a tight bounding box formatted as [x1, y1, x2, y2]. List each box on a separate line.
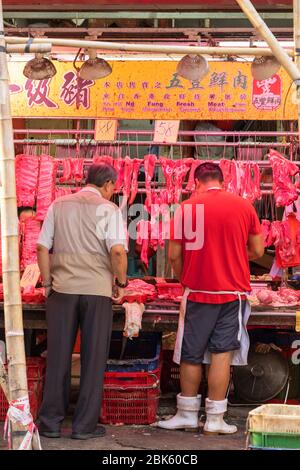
[25, 79, 57, 108]
[7, 61, 296, 119]
[252, 75, 282, 111]
[60, 72, 94, 109]
[233, 71, 247, 90]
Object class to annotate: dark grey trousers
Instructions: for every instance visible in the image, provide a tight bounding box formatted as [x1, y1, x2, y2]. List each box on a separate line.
[38, 291, 113, 433]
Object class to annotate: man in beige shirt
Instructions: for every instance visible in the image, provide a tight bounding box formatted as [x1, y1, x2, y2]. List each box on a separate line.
[37, 163, 128, 440]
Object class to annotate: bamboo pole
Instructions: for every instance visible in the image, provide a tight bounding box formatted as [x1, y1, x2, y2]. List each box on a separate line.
[5, 35, 294, 57]
[0, 0, 31, 450]
[235, 0, 300, 81]
[6, 43, 52, 54]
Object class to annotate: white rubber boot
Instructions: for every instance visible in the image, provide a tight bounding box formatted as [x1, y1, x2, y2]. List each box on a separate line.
[157, 393, 201, 431]
[203, 398, 237, 435]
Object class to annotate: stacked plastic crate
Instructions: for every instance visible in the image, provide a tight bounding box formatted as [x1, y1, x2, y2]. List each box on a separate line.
[247, 404, 300, 450]
[100, 331, 162, 425]
[0, 357, 46, 421]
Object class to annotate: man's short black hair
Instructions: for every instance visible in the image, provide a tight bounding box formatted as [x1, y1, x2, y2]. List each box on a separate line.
[194, 162, 224, 183]
[86, 163, 118, 188]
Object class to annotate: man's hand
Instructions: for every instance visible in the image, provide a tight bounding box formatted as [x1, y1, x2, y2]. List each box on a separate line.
[45, 286, 52, 298]
[112, 285, 125, 303]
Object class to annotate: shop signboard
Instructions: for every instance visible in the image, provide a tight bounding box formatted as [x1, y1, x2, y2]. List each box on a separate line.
[8, 61, 297, 120]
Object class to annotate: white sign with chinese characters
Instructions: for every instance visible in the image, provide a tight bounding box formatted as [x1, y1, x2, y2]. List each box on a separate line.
[154, 120, 180, 144]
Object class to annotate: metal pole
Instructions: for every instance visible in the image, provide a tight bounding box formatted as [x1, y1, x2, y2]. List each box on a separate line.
[10, 128, 300, 137]
[0, 0, 31, 450]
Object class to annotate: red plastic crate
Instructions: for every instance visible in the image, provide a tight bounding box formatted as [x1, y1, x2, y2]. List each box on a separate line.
[100, 368, 160, 425]
[160, 351, 205, 396]
[0, 357, 46, 421]
[161, 350, 180, 393]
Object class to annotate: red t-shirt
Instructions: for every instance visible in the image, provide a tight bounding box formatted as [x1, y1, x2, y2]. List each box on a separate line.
[170, 189, 261, 304]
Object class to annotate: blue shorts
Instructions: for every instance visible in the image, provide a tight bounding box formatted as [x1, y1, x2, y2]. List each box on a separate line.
[181, 299, 246, 364]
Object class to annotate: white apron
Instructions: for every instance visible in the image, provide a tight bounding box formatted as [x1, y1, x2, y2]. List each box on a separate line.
[173, 288, 251, 366]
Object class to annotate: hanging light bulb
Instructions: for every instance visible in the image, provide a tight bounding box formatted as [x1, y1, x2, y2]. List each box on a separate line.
[251, 55, 280, 81]
[176, 54, 209, 82]
[79, 49, 112, 80]
[23, 53, 57, 80]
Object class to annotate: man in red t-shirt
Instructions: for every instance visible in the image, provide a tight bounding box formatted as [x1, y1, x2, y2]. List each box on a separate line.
[158, 162, 263, 435]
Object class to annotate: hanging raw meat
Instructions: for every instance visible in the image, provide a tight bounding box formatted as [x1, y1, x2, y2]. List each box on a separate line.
[15, 154, 39, 207]
[186, 159, 201, 192]
[93, 155, 114, 167]
[160, 158, 175, 203]
[36, 155, 58, 221]
[151, 193, 165, 249]
[144, 154, 157, 212]
[136, 219, 151, 267]
[71, 158, 84, 183]
[113, 158, 125, 192]
[136, 216, 165, 269]
[123, 302, 145, 338]
[275, 213, 300, 268]
[239, 162, 261, 203]
[219, 159, 239, 194]
[120, 156, 134, 209]
[268, 221, 282, 246]
[55, 187, 72, 199]
[268, 149, 299, 207]
[270, 220, 295, 263]
[59, 158, 73, 183]
[253, 162, 262, 201]
[279, 221, 295, 262]
[173, 159, 190, 203]
[129, 158, 142, 205]
[20, 216, 41, 271]
[219, 159, 231, 191]
[261, 219, 271, 247]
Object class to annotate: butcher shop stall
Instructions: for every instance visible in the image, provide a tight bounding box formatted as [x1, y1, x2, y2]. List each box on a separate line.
[1, 49, 300, 425]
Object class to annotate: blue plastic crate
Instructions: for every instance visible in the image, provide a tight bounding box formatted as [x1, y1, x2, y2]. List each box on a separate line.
[106, 331, 162, 373]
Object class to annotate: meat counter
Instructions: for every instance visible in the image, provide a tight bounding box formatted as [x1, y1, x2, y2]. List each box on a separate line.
[0, 301, 297, 331]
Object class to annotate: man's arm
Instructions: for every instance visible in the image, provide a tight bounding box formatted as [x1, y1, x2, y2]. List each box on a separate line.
[105, 206, 128, 301]
[169, 240, 183, 280]
[36, 204, 54, 296]
[37, 244, 52, 289]
[110, 245, 128, 301]
[110, 244, 127, 283]
[247, 233, 264, 260]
